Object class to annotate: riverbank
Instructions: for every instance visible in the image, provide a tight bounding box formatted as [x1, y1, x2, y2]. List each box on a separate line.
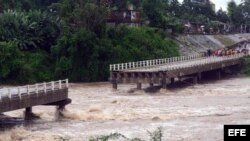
[177, 33, 250, 55]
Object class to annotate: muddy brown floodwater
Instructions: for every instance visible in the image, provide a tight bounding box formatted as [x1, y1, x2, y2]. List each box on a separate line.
[1, 76, 250, 141]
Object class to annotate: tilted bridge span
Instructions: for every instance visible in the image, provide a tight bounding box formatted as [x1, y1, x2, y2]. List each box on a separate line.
[109, 53, 249, 90]
[0, 79, 71, 119]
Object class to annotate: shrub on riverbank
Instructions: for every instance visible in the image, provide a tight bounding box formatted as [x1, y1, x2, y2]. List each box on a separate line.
[243, 56, 250, 75]
[0, 25, 179, 83]
[0, 2, 180, 83]
[53, 26, 179, 82]
[88, 127, 163, 141]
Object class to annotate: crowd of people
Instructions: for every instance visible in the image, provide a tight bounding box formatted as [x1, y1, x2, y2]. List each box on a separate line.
[204, 41, 250, 57]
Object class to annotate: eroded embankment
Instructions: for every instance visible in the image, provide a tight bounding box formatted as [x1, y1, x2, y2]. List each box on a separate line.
[177, 34, 250, 55]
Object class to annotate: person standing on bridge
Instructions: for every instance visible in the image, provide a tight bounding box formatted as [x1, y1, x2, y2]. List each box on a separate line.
[207, 49, 211, 57]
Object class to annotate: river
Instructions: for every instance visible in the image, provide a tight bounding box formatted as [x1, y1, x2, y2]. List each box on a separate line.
[1, 75, 250, 141]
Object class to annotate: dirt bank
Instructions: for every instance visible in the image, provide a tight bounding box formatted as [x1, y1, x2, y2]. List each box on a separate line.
[177, 34, 250, 55]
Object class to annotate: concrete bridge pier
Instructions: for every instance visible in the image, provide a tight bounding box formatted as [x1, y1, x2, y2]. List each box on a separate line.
[161, 78, 167, 89]
[149, 83, 154, 88]
[193, 76, 198, 84]
[55, 105, 65, 120]
[170, 78, 175, 85]
[137, 83, 142, 90]
[112, 81, 118, 90]
[110, 73, 118, 90]
[198, 72, 202, 81]
[216, 70, 221, 80]
[45, 98, 72, 120]
[24, 107, 39, 120]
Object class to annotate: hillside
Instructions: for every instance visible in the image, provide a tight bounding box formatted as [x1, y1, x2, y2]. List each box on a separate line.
[176, 34, 250, 55]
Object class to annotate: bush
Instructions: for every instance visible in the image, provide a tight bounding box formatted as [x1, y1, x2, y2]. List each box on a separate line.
[0, 42, 31, 83]
[243, 56, 250, 75]
[53, 26, 179, 82]
[0, 41, 54, 83]
[88, 127, 163, 141]
[0, 10, 61, 52]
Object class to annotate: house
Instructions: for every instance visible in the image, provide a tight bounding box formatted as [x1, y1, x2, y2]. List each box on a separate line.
[107, 4, 141, 26]
[184, 22, 205, 34]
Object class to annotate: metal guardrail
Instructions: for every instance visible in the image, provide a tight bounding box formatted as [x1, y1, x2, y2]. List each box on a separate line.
[0, 79, 69, 100]
[110, 53, 248, 72]
[110, 53, 205, 71]
[160, 53, 246, 71]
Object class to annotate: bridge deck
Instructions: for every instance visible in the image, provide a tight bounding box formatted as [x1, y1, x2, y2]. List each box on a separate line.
[110, 53, 248, 89]
[0, 79, 69, 113]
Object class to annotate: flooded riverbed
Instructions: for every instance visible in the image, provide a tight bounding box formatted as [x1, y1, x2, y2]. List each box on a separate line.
[1, 76, 250, 141]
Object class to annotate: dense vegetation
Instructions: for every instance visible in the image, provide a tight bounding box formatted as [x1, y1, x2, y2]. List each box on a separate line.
[0, 0, 179, 83]
[243, 56, 250, 76]
[0, 0, 249, 83]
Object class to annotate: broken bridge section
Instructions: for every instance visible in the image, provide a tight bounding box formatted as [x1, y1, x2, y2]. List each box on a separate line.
[110, 53, 249, 90]
[0, 79, 71, 119]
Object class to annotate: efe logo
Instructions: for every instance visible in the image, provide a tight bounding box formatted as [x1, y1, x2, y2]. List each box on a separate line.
[224, 125, 250, 141]
[228, 129, 246, 136]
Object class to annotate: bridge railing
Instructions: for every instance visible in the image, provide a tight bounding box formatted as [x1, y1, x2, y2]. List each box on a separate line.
[110, 53, 247, 72]
[110, 53, 205, 71]
[0, 79, 69, 100]
[162, 53, 246, 71]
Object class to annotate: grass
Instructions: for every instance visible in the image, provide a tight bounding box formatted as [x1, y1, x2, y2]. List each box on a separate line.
[88, 127, 163, 141]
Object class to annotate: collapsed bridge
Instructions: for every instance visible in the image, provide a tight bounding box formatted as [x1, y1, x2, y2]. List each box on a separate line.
[0, 79, 71, 119]
[109, 53, 248, 90]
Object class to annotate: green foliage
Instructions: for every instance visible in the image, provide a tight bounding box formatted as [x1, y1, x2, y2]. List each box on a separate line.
[0, 0, 60, 11]
[54, 0, 108, 37]
[53, 26, 179, 81]
[2, 0, 249, 84]
[148, 127, 163, 141]
[53, 28, 99, 81]
[243, 56, 250, 75]
[142, 0, 169, 29]
[0, 42, 25, 82]
[0, 41, 54, 83]
[216, 9, 230, 23]
[227, 1, 244, 26]
[89, 133, 128, 141]
[88, 127, 163, 141]
[0, 10, 61, 52]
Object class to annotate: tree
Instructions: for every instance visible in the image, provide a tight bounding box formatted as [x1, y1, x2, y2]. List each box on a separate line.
[227, 0, 244, 26]
[0, 10, 61, 52]
[241, 0, 250, 25]
[54, 0, 108, 37]
[216, 8, 230, 23]
[142, 0, 170, 29]
[0, 0, 60, 11]
[169, 0, 181, 17]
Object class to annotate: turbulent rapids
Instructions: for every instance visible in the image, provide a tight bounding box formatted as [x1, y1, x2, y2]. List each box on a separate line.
[1, 76, 250, 141]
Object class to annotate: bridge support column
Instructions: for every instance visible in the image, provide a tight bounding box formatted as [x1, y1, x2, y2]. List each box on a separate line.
[24, 107, 39, 120]
[56, 105, 65, 120]
[161, 78, 167, 89]
[193, 76, 198, 84]
[198, 72, 202, 81]
[170, 78, 175, 84]
[150, 83, 154, 87]
[112, 82, 118, 90]
[111, 73, 118, 90]
[216, 70, 221, 80]
[137, 83, 142, 90]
